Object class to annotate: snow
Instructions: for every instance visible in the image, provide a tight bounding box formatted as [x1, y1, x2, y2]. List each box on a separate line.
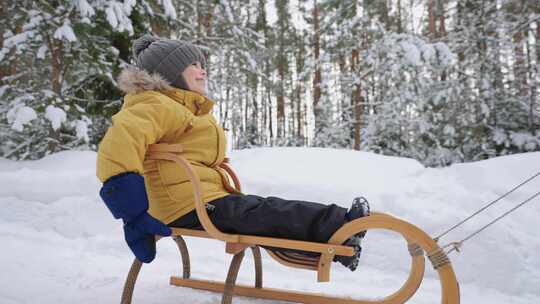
[0, 85, 8, 98]
[160, 0, 177, 19]
[105, 5, 119, 29]
[45, 105, 67, 131]
[123, 0, 137, 15]
[2, 32, 31, 51]
[1, 148, 539, 304]
[104, 1, 135, 34]
[222, 0, 235, 22]
[510, 132, 538, 151]
[76, 0, 95, 18]
[433, 42, 455, 65]
[74, 119, 90, 142]
[246, 52, 257, 70]
[53, 22, 77, 42]
[22, 12, 43, 31]
[7, 105, 37, 132]
[400, 40, 422, 66]
[37, 44, 48, 59]
[493, 129, 508, 146]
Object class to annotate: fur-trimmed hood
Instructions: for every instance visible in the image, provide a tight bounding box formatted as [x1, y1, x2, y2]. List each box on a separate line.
[117, 67, 174, 94]
[117, 67, 215, 116]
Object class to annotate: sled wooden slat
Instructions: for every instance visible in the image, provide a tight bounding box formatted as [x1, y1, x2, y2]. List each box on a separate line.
[119, 143, 460, 304]
[170, 228, 212, 239]
[239, 234, 354, 256]
[266, 250, 319, 270]
[170, 277, 371, 304]
[170, 228, 355, 256]
[225, 242, 251, 255]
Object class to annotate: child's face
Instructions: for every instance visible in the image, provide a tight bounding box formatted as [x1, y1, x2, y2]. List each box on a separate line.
[182, 62, 207, 95]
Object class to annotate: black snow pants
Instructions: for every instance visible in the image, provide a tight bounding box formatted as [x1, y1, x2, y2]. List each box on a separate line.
[168, 194, 348, 252]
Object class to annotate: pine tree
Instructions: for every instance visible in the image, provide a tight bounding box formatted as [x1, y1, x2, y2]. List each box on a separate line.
[362, 33, 459, 166]
[0, 0, 179, 159]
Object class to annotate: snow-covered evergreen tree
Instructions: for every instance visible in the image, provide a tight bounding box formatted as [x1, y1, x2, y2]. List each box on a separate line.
[362, 33, 460, 166]
[0, 0, 179, 159]
[447, 0, 540, 162]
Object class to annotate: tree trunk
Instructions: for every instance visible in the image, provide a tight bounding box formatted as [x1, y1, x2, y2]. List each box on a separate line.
[295, 29, 306, 143]
[262, 85, 268, 144]
[514, 30, 527, 96]
[267, 89, 273, 141]
[437, 0, 446, 36]
[198, 1, 214, 37]
[0, 1, 6, 83]
[379, 0, 390, 30]
[277, 61, 285, 138]
[48, 35, 63, 94]
[526, 29, 535, 130]
[536, 18, 540, 63]
[312, 0, 322, 135]
[251, 76, 259, 143]
[427, 0, 437, 39]
[256, 0, 270, 144]
[296, 83, 303, 141]
[350, 1, 364, 150]
[511, 0, 527, 97]
[7, 24, 23, 79]
[338, 53, 347, 123]
[531, 16, 540, 125]
[353, 83, 363, 150]
[456, 0, 465, 63]
[48, 29, 63, 153]
[275, 0, 289, 139]
[397, 0, 403, 33]
[437, 0, 447, 81]
[351, 49, 362, 150]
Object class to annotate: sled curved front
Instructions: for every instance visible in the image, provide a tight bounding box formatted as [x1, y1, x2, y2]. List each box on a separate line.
[115, 144, 461, 304]
[328, 213, 460, 304]
[262, 237, 426, 304]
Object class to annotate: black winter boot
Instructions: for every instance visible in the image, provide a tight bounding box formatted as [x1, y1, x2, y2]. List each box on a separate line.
[334, 197, 370, 271]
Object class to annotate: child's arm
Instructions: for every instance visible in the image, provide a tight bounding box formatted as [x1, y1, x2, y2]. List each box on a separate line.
[97, 98, 191, 182]
[96, 97, 191, 263]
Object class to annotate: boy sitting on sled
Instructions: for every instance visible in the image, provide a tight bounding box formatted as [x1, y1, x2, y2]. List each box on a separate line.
[96, 35, 370, 271]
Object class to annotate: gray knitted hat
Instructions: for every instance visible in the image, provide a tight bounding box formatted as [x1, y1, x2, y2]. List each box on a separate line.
[132, 35, 206, 90]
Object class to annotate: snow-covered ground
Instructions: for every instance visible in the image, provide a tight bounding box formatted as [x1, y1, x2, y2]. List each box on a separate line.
[1, 148, 539, 304]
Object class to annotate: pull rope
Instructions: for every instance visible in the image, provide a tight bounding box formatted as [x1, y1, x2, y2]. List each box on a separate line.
[434, 171, 540, 241]
[442, 191, 540, 255]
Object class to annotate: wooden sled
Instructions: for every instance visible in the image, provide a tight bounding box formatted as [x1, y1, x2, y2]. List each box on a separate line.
[120, 144, 460, 304]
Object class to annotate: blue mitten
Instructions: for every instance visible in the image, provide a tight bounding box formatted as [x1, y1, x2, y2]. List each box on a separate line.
[99, 172, 172, 263]
[123, 212, 172, 263]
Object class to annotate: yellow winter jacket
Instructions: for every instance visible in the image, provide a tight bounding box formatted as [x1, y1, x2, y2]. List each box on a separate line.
[97, 68, 233, 224]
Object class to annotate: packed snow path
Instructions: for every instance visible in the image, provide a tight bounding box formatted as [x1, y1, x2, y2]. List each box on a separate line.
[1, 148, 539, 303]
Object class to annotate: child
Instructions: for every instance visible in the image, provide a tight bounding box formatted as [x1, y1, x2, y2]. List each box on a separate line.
[96, 35, 369, 271]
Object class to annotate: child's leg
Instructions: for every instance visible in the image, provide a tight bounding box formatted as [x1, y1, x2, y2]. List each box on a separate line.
[204, 194, 348, 243]
[168, 194, 368, 270]
[170, 194, 347, 242]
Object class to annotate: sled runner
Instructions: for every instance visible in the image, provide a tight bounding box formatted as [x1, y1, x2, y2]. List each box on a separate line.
[120, 143, 460, 304]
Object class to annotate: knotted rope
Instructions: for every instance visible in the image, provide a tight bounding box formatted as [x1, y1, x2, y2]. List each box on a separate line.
[435, 172, 540, 254]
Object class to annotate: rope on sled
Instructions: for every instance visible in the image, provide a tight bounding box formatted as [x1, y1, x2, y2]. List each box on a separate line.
[443, 190, 540, 255]
[434, 171, 540, 248]
[428, 248, 451, 269]
[408, 243, 423, 257]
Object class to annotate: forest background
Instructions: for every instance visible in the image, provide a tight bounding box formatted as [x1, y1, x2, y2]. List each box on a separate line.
[1, 0, 538, 167]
